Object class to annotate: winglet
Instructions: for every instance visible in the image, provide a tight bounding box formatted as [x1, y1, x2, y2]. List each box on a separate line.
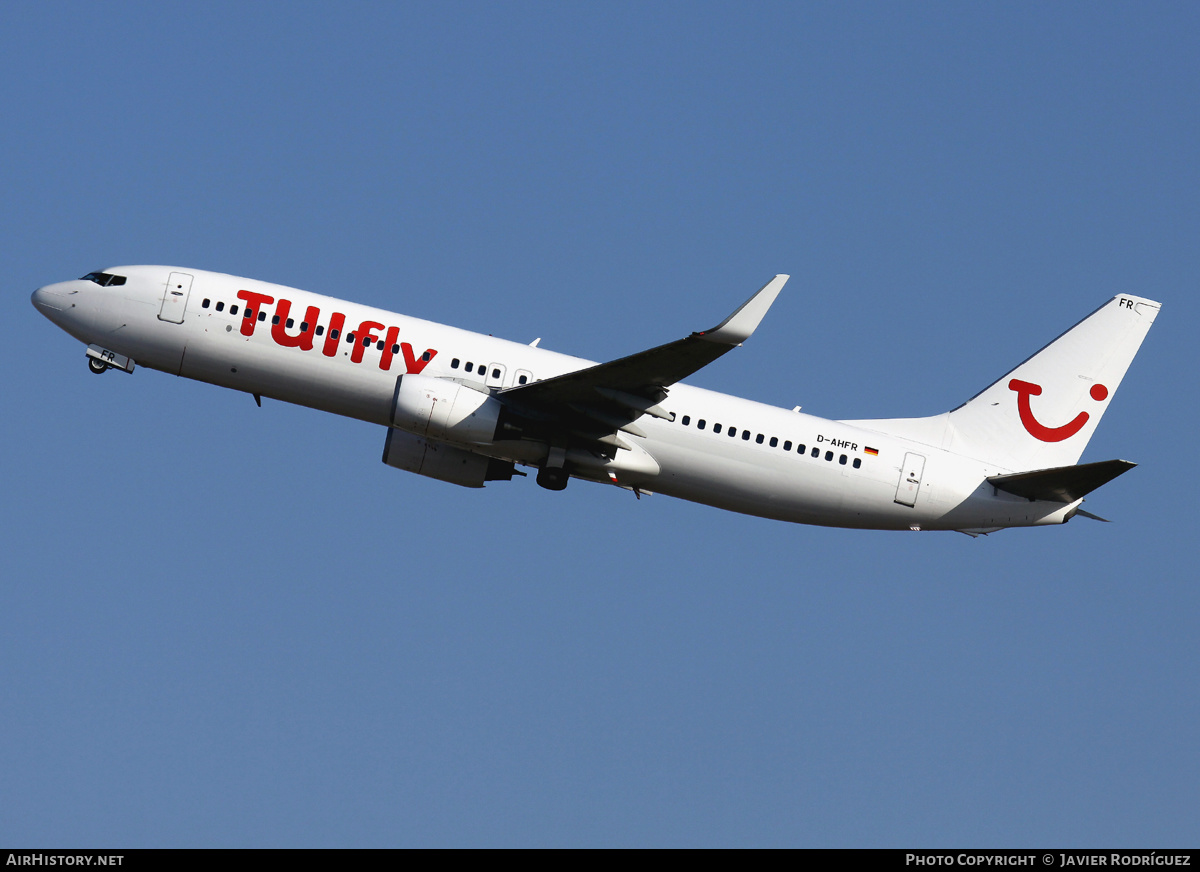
[695, 275, 789, 345]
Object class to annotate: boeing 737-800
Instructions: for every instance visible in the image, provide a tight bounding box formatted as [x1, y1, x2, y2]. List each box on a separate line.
[31, 267, 1159, 534]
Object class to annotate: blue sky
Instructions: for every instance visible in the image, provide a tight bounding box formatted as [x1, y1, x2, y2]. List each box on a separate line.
[2, 1, 1197, 847]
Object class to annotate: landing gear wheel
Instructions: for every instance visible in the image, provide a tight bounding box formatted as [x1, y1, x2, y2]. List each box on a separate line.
[536, 467, 569, 491]
[88, 358, 109, 375]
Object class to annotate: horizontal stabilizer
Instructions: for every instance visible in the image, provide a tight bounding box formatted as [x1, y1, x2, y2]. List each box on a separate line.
[988, 459, 1136, 503]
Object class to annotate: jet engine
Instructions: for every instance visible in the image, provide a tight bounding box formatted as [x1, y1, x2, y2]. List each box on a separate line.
[382, 427, 516, 488]
[390, 374, 501, 445]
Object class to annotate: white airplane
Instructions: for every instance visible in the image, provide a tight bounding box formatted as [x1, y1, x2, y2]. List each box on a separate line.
[31, 266, 1159, 534]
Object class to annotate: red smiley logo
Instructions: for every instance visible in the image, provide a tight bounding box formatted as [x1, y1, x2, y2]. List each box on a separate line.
[1008, 379, 1109, 442]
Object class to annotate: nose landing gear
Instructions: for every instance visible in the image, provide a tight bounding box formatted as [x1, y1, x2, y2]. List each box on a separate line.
[85, 344, 135, 375]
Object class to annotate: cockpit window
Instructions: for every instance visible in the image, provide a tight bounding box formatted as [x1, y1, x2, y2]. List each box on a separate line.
[80, 272, 127, 287]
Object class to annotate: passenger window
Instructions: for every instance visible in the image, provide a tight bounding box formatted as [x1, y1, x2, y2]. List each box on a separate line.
[518, 375, 528, 384]
[286, 318, 294, 329]
[713, 424, 722, 434]
[853, 458, 862, 469]
[376, 341, 384, 350]
[258, 311, 266, 322]
[742, 431, 750, 441]
[329, 328, 339, 339]
[756, 434, 764, 444]
[364, 337, 372, 347]
[244, 309, 254, 320]
[465, 362, 474, 373]
[839, 454, 847, 465]
[315, 325, 324, 335]
[825, 451, 833, 461]
[271, 314, 280, 324]
[392, 344, 400, 354]
[492, 368, 500, 378]
[698, 419, 706, 430]
[769, 437, 777, 447]
[811, 447, 819, 458]
[783, 441, 792, 451]
[300, 321, 308, 331]
[451, 359, 460, 369]
[230, 305, 238, 315]
[425, 352, 433, 362]
[346, 333, 355, 343]
[681, 416, 690, 426]
[202, 299, 211, 309]
[729, 427, 737, 438]
[216, 302, 225, 312]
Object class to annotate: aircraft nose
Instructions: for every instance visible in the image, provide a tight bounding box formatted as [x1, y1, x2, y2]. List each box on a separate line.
[31, 285, 67, 314]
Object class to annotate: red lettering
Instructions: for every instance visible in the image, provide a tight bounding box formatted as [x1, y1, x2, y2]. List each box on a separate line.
[378, 326, 400, 371]
[270, 299, 320, 351]
[236, 290, 274, 336]
[351, 320, 384, 364]
[323, 312, 345, 357]
[402, 343, 437, 374]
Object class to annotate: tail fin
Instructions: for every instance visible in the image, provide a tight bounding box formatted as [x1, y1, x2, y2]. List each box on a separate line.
[845, 294, 1160, 470]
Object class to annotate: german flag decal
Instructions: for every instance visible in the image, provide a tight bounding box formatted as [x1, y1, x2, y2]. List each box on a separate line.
[864, 447, 879, 456]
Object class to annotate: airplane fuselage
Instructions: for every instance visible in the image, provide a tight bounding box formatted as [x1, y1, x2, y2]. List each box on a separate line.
[32, 265, 1149, 533]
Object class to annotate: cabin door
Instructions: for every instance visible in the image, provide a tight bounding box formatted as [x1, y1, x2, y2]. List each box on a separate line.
[158, 272, 194, 324]
[894, 452, 926, 507]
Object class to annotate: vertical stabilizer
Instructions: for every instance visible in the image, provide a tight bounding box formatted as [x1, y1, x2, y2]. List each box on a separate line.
[846, 295, 1160, 471]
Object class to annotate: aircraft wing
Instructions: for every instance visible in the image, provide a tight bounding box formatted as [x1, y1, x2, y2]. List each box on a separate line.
[498, 275, 787, 440]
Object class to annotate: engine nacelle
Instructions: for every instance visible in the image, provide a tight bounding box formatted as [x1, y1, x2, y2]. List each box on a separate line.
[390, 374, 501, 445]
[382, 427, 516, 488]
